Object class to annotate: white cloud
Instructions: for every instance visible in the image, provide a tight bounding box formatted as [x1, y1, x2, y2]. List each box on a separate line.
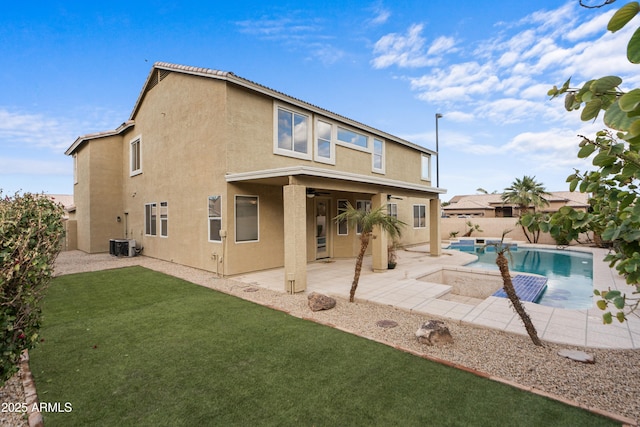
[371, 23, 434, 68]
[0, 107, 123, 154]
[427, 36, 457, 55]
[0, 109, 77, 151]
[368, 3, 391, 25]
[565, 10, 613, 41]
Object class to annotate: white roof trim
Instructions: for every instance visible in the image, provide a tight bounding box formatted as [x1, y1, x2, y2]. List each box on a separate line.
[225, 166, 447, 194]
[65, 120, 134, 155]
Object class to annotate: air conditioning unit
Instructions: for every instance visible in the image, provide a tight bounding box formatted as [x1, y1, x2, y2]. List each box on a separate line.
[109, 239, 137, 257]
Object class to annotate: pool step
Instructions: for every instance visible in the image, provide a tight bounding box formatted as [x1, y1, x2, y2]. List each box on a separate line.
[491, 274, 548, 303]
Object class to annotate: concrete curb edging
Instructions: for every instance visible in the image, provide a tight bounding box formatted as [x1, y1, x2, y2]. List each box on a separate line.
[20, 350, 43, 427]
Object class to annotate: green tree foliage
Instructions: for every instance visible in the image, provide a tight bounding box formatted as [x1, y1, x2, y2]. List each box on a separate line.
[334, 202, 404, 302]
[502, 176, 551, 243]
[0, 192, 65, 384]
[548, 1, 640, 323]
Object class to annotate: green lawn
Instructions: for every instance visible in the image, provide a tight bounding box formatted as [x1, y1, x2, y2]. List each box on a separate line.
[29, 266, 618, 426]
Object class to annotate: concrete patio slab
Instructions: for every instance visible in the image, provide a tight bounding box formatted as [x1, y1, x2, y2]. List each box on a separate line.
[233, 244, 640, 349]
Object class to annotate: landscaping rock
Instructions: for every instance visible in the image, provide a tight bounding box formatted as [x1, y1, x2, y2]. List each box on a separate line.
[307, 292, 336, 312]
[416, 320, 454, 346]
[558, 349, 595, 364]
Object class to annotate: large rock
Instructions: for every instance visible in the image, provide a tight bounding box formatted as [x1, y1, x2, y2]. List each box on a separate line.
[416, 320, 454, 346]
[307, 292, 336, 312]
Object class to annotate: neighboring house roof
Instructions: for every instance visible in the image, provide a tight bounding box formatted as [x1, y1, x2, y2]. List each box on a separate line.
[66, 62, 436, 158]
[443, 191, 589, 212]
[45, 194, 74, 209]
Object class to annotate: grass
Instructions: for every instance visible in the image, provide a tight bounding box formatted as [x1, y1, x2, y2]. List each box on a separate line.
[29, 266, 618, 426]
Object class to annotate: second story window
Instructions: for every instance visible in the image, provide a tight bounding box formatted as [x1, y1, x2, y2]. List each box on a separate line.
[373, 138, 384, 172]
[421, 154, 430, 181]
[275, 105, 311, 160]
[315, 119, 335, 164]
[130, 136, 142, 176]
[337, 126, 368, 149]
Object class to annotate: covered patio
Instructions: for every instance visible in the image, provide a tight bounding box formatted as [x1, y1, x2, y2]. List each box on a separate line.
[226, 165, 445, 293]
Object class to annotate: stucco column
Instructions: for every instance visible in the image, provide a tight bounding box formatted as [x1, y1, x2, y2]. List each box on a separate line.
[283, 184, 307, 293]
[371, 193, 388, 272]
[429, 198, 442, 257]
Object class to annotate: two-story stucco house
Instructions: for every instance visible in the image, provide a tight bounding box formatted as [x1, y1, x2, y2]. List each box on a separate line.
[65, 62, 445, 292]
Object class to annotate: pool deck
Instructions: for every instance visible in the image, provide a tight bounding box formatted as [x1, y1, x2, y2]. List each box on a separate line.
[233, 244, 640, 349]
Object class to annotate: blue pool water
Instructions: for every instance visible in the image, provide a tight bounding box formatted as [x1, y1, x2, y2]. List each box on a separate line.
[452, 246, 593, 309]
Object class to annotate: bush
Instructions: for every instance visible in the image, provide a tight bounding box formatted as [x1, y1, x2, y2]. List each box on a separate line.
[0, 192, 65, 384]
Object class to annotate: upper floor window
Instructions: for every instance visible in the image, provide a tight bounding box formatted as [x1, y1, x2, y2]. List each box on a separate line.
[130, 136, 142, 176]
[275, 105, 311, 160]
[337, 126, 368, 149]
[373, 138, 384, 173]
[315, 119, 335, 164]
[421, 154, 431, 181]
[73, 153, 78, 184]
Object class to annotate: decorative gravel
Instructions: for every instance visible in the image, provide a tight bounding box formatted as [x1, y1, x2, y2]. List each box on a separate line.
[2, 252, 638, 425]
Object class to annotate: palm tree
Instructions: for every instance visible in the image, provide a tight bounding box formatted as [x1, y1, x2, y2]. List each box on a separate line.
[334, 202, 405, 302]
[492, 231, 542, 346]
[502, 176, 550, 243]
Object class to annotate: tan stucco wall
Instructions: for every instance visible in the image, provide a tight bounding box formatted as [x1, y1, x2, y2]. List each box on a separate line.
[63, 219, 77, 251]
[224, 85, 433, 188]
[71, 69, 439, 277]
[119, 72, 229, 272]
[73, 135, 123, 253]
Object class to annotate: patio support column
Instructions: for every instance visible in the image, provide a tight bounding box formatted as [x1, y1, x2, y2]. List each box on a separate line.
[429, 198, 442, 256]
[283, 184, 307, 293]
[371, 193, 388, 272]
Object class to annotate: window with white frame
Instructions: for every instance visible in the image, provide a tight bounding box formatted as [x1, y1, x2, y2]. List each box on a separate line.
[337, 200, 348, 236]
[130, 136, 142, 176]
[356, 200, 371, 234]
[208, 196, 222, 242]
[145, 203, 157, 236]
[315, 119, 334, 164]
[373, 138, 384, 172]
[388, 203, 398, 219]
[413, 204, 426, 228]
[160, 202, 168, 237]
[235, 195, 258, 242]
[275, 105, 311, 159]
[421, 154, 430, 181]
[337, 126, 368, 149]
[73, 153, 78, 184]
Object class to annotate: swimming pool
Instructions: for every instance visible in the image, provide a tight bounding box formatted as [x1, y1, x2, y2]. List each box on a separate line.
[452, 246, 593, 309]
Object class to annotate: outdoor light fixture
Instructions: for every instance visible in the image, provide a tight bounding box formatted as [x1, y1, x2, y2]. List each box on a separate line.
[435, 113, 443, 188]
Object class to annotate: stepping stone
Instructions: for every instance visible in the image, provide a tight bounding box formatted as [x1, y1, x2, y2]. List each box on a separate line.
[558, 349, 595, 364]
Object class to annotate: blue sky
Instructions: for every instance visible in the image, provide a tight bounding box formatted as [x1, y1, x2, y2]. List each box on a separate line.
[1, 1, 636, 201]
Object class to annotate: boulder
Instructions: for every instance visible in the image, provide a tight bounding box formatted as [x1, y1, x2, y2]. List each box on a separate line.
[307, 292, 336, 312]
[416, 320, 454, 346]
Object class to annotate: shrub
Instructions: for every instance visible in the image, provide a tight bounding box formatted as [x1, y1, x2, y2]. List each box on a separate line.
[0, 192, 65, 384]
